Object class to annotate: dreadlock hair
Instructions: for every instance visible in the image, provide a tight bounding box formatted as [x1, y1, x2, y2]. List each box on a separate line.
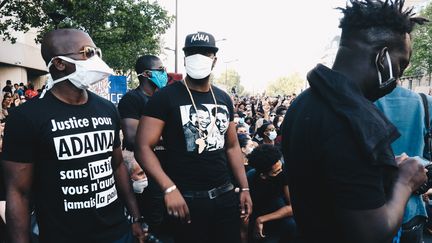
[338, 0, 427, 46]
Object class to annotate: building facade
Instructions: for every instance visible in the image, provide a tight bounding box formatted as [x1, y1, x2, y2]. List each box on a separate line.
[0, 28, 47, 90]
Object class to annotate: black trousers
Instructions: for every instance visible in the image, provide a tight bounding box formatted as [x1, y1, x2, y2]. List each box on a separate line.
[168, 190, 241, 243]
[400, 215, 426, 243]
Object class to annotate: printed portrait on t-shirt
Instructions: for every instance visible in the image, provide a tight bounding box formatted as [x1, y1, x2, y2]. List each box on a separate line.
[180, 104, 230, 152]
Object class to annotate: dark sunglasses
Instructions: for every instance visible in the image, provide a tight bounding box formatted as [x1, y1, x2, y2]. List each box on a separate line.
[56, 46, 102, 59]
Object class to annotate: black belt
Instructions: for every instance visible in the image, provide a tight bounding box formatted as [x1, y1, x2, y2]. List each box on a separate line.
[182, 182, 234, 199]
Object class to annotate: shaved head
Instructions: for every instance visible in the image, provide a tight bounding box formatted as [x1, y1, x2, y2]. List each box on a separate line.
[41, 29, 96, 65]
[135, 55, 162, 74]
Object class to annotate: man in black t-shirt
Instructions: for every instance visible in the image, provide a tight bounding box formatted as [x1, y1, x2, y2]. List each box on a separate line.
[246, 144, 296, 243]
[118, 55, 167, 151]
[135, 31, 252, 243]
[2, 80, 12, 95]
[118, 55, 169, 238]
[282, 1, 427, 243]
[2, 29, 145, 243]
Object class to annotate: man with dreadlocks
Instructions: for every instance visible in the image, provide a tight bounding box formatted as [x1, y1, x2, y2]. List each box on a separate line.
[281, 1, 428, 242]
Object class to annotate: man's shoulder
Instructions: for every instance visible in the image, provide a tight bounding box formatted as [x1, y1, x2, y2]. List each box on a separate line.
[118, 88, 143, 105]
[88, 91, 114, 106]
[152, 81, 183, 99]
[289, 89, 332, 117]
[212, 85, 231, 99]
[284, 89, 346, 139]
[87, 91, 118, 115]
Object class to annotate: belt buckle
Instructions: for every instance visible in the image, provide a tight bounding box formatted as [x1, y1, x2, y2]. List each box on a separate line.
[208, 188, 217, 199]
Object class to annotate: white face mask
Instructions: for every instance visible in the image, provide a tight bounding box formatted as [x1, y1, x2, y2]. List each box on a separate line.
[268, 131, 277, 141]
[185, 54, 214, 79]
[131, 178, 148, 194]
[46, 55, 114, 91]
[277, 122, 282, 127]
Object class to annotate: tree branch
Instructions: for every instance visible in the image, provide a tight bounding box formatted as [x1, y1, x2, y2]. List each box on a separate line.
[0, 0, 8, 10]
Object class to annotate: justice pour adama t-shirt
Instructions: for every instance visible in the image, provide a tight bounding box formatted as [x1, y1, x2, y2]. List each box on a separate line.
[2, 91, 129, 243]
[143, 81, 234, 191]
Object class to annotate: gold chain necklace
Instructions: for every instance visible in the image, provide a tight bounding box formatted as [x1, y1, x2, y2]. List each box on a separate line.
[183, 79, 218, 154]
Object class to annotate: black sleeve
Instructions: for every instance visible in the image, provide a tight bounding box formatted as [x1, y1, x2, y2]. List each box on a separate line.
[111, 103, 121, 149]
[0, 159, 5, 200]
[117, 91, 142, 120]
[2, 109, 36, 163]
[321, 130, 386, 210]
[142, 90, 170, 122]
[225, 93, 235, 122]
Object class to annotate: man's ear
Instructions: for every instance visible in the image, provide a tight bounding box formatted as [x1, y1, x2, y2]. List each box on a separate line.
[375, 47, 389, 73]
[51, 58, 66, 71]
[212, 56, 217, 70]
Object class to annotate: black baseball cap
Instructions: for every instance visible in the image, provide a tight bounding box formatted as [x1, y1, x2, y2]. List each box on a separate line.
[183, 31, 218, 53]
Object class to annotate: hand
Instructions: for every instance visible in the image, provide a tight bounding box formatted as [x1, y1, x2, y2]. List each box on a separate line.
[164, 189, 191, 223]
[395, 153, 409, 166]
[398, 157, 428, 192]
[239, 191, 252, 219]
[131, 222, 147, 243]
[423, 193, 430, 203]
[254, 217, 265, 239]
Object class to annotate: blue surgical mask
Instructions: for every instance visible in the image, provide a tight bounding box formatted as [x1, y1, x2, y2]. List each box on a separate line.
[149, 70, 168, 89]
[138, 70, 168, 89]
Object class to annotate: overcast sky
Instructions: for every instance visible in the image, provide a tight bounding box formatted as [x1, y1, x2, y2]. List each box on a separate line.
[157, 0, 348, 92]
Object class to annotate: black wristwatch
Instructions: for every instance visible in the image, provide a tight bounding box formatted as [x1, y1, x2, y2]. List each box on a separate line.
[130, 216, 145, 224]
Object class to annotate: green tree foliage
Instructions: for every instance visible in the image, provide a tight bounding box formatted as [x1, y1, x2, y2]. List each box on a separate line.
[0, 0, 173, 74]
[405, 3, 432, 79]
[266, 73, 305, 96]
[214, 68, 245, 95]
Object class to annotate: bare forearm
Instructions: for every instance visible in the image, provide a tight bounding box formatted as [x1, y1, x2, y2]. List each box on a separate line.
[226, 146, 248, 188]
[135, 146, 174, 191]
[6, 192, 30, 243]
[382, 181, 412, 234]
[342, 180, 412, 243]
[258, 206, 293, 223]
[114, 162, 141, 218]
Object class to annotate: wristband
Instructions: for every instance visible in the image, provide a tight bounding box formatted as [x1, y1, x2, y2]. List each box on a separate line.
[240, 188, 250, 192]
[130, 216, 144, 224]
[164, 185, 177, 195]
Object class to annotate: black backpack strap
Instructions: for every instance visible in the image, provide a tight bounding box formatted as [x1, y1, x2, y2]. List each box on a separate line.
[420, 93, 432, 161]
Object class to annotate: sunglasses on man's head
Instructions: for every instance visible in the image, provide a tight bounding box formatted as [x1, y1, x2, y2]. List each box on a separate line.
[139, 68, 166, 78]
[56, 46, 102, 59]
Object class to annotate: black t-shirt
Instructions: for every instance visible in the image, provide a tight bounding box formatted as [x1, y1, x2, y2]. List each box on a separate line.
[2, 86, 12, 94]
[0, 155, 4, 201]
[2, 91, 128, 243]
[282, 89, 398, 243]
[118, 88, 149, 121]
[118, 88, 149, 151]
[143, 81, 234, 191]
[247, 168, 288, 216]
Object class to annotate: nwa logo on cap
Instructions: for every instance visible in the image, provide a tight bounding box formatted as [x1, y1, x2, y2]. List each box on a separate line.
[183, 31, 218, 52]
[190, 33, 210, 43]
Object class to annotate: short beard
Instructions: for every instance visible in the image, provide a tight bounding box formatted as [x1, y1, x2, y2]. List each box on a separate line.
[186, 73, 212, 85]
